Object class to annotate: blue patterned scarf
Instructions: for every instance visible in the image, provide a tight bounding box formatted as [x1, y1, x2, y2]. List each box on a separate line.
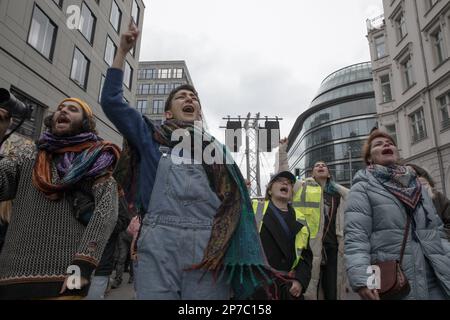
[368, 164, 422, 211]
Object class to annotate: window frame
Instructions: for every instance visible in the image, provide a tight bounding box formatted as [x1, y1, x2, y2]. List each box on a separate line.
[78, 2, 96, 45]
[374, 34, 387, 59]
[110, 0, 122, 34]
[70, 46, 91, 90]
[123, 61, 133, 89]
[104, 36, 117, 67]
[27, 4, 58, 62]
[152, 99, 165, 114]
[400, 55, 415, 91]
[131, 0, 140, 26]
[380, 73, 393, 103]
[136, 99, 148, 114]
[431, 26, 446, 66]
[437, 93, 450, 130]
[409, 108, 428, 143]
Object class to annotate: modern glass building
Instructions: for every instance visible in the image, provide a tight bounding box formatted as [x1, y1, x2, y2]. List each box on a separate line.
[287, 62, 377, 186]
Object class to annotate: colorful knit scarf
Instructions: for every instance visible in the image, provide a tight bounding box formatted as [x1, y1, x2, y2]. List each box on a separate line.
[368, 164, 422, 211]
[117, 118, 282, 299]
[33, 131, 121, 200]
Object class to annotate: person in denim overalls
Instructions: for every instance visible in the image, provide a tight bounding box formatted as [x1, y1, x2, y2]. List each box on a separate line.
[101, 24, 231, 299]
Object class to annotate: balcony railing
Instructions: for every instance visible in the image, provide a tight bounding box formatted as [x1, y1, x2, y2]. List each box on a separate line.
[366, 14, 385, 32]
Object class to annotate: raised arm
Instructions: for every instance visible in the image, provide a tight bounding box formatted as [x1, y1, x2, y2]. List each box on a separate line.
[100, 22, 150, 153]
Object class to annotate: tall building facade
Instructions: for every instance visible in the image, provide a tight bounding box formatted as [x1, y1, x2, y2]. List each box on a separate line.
[136, 61, 193, 125]
[287, 62, 377, 187]
[0, 0, 145, 145]
[367, 0, 450, 196]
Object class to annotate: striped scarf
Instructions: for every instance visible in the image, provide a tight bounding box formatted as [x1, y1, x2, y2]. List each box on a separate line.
[33, 131, 120, 200]
[368, 164, 422, 211]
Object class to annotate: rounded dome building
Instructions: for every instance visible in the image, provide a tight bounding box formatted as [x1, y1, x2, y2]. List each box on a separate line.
[287, 62, 378, 186]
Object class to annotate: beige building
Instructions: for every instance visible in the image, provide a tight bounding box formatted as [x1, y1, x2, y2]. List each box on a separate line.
[367, 0, 450, 197]
[136, 61, 193, 125]
[0, 0, 145, 145]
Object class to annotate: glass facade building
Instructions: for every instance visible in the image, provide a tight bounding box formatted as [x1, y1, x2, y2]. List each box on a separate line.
[287, 62, 377, 186]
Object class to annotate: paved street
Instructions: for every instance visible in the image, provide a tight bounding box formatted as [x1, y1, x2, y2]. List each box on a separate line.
[102, 271, 360, 300]
[104, 273, 136, 300]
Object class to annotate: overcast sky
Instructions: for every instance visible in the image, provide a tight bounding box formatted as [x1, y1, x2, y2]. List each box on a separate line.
[138, 0, 383, 187]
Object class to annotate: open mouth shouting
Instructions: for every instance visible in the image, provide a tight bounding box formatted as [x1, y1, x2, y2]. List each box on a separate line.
[381, 149, 394, 155]
[182, 105, 195, 114]
[279, 186, 289, 195]
[55, 114, 71, 128]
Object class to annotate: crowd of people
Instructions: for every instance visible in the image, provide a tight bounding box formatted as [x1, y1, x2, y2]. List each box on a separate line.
[0, 23, 449, 300]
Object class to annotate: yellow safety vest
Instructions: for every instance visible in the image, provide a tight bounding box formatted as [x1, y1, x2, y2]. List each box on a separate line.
[252, 199, 310, 270]
[291, 178, 322, 239]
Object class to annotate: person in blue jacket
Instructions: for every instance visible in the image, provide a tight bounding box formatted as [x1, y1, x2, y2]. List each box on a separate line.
[101, 22, 278, 300]
[345, 130, 450, 300]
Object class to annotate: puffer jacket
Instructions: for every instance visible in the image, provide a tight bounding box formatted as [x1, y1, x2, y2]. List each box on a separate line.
[345, 169, 450, 300]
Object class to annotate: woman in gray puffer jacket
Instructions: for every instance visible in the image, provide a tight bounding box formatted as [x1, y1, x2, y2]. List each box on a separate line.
[345, 130, 450, 300]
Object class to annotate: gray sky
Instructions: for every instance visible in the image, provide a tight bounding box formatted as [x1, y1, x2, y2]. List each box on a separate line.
[138, 0, 383, 186]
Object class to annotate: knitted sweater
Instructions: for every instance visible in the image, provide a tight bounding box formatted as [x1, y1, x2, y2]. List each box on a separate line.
[0, 144, 118, 299]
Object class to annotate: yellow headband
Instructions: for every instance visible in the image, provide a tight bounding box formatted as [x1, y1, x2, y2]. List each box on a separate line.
[58, 98, 93, 118]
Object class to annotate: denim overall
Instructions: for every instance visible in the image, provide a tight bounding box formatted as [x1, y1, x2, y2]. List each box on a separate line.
[135, 149, 230, 299]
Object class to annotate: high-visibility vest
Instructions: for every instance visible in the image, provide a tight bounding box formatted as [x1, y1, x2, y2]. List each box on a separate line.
[252, 199, 310, 270]
[291, 178, 322, 239]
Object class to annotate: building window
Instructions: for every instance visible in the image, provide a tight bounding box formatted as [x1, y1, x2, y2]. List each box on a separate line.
[124, 61, 133, 89]
[78, 2, 96, 44]
[374, 35, 386, 59]
[158, 69, 170, 79]
[173, 68, 183, 79]
[384, 124, 398, 145]
[70, 47, 90, 89]
[138, 68, 157, 79]
[395, 11, 407, 41]
[104, 37, 117, 67]
[9, 87, 46, 141]
[152, 100, 164, 114]
[98, 74, 105, 103]
[132, 0, 140, 26]
[438, 93, 450, 130]
[401, 56, 414, 90]
[110, 1, 122, 33]
[27, 5, 57, 61]
[137, 84, 150, 95]
[156, 84, 166, 95]
[380, 74, 393, 102]
[136, 100, 147, 114]
[431, 27, 446, 66]
[409, 108, 427, 142]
